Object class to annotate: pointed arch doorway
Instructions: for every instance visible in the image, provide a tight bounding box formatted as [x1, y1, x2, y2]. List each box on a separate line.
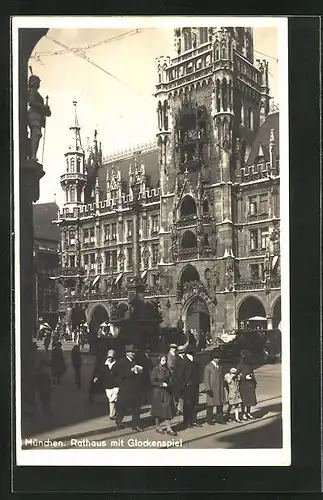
[185, 296, 210, 334]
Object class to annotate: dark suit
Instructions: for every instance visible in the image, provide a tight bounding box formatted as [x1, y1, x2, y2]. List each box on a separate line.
[115, 356, 143, 428]
[182, 356, 200, 427]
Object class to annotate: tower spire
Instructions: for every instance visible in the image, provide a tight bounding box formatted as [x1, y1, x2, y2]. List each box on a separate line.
[69, 99, 83, 152]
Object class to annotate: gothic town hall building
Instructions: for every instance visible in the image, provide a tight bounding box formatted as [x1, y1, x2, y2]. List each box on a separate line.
[54, 27, 281, 339]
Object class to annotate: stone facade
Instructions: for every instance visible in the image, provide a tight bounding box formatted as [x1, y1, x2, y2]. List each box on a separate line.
[54, 27, 281, 339]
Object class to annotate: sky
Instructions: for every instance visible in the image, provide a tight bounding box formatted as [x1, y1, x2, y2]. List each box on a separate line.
[29, 25, 279, 207]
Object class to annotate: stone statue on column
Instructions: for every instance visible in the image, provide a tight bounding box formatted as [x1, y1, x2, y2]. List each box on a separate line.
[27, 74, 51, 162]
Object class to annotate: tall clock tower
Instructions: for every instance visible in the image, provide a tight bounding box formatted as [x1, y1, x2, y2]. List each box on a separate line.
[155, 26, 271, 336]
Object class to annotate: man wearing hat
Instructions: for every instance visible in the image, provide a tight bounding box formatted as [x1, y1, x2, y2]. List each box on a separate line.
[172, 345, 186, 416]
[102, 350, 119, 420]
[115, 345, 144, 432]
[180, 346, 202, 428]
[203, 348, 226, 425]
[167, 344, 178, 376]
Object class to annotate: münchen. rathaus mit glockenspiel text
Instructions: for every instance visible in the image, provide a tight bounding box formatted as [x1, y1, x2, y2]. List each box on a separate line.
[54, 27, 281, 339]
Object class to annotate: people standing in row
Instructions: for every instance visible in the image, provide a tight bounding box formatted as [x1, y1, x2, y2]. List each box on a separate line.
[150, 355, 177, 435]
[71, 343, 82, 389]
[237, 350, 257, 420]
[115, 345, 144, 432]
[51, 341, 66, 386]
[203, 348, 226, 426]
[102, 350, 119, 420]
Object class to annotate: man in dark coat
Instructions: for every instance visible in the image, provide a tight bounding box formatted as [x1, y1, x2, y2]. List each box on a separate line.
[137, 346, 153, 405]
[203, 348, 226, 425]
[115, 345, 144, 432]
[71, 344, 82, 389]
[181, 347, 202, 429]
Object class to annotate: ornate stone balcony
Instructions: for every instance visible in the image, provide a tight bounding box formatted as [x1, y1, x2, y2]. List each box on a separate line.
[247, 212, 270, 223]
[53, 266, 86, 278]
[235, 280, 265, 291]
[177, 215, 198, 228]
[60, 172, 87, 183]
[178, 247, 198, 261]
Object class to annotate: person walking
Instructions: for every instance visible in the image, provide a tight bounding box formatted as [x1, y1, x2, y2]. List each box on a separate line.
[224, 367, 242, 422]
[102, 350, 119, 420]
[237, 350, 257, 420]
[150, 355, 177, 435]
[181, 347, 202, 429]
[32, 342, 52, 413]
[51, 341, 66, 386]
[71, 343, 82, 389]
[115, 345, 144, 432]
[203, 348, 226, 425]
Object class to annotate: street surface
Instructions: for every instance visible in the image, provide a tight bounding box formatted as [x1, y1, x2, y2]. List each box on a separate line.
[22, 341, 282, 449]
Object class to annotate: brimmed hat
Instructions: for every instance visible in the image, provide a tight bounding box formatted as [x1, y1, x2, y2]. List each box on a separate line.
[177, 346, 187, 354]
[169, 343, 178, 349]
[125, 344, 137, 353]
[230, 367, 238, 374]
[211, 348, 221, 358]
[241, 349, 251, 359]
[107, 349, 115, 357]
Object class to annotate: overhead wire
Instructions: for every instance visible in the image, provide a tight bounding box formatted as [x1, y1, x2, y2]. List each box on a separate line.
[30, 29, 143, 58]
[45, 34, 148, 98]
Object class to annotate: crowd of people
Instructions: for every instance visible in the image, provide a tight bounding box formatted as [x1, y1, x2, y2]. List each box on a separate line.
[31, 319, 258, 436]
[88, 344, 258, 434]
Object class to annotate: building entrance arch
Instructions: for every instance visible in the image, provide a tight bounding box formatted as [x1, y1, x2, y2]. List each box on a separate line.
[89, 304, 109, 334]
[185, 296, 210, 334]
[238, 296, 266, 330]
[272, 297, 281, 330]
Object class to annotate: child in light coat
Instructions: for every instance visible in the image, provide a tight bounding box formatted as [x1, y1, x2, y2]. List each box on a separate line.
[224, 368, 242, 422]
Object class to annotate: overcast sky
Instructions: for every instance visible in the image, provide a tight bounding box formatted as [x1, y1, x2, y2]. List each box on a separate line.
[29, 26, 279, 207]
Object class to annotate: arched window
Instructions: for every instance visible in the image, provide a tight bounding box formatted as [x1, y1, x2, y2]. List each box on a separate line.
[178, 66, 184, 77]
[241, 140, 247, 165]
[241, 102, 245, 126]
[196, 58, 202, 70]
[199, 27, 208, 44]
[70, 158, 75, 173]
[215, 44, 219, 60]
[157, 101, 162, 130]
[76, 158, 81, 173]
[180, 264, 200, 285]
[66, 158, 69, 173]
[222, 45, 226, 59]
[216, 79, 221, 112]
[180, 196, 197, 216]
[247, 107, 253, 129]
[163, 100, 168, 131]
[202, 199, 209, 213]
[70, 186, 76, 202]
[181, 230, 197, 249]
[187, 62, 193, 74]
[206, 54, 211, 66]
[184, 29, 192, 51]
[222, 78, 228, 111]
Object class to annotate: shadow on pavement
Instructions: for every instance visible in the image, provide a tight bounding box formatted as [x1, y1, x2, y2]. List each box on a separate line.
[214, 414, 282, 448]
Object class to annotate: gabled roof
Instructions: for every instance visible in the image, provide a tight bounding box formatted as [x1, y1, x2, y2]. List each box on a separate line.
[33, 202, 60, 242]
[97, 147, 159, 196]
[247, 111, 279, 165]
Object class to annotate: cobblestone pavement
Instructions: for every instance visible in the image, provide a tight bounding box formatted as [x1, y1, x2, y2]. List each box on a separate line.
[21, 341, 282, 449]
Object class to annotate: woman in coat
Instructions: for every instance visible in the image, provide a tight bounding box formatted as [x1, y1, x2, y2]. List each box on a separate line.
[150, 355, 177, 435]
[203, 348, 226, 425]
[237, 350, 257, 420]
